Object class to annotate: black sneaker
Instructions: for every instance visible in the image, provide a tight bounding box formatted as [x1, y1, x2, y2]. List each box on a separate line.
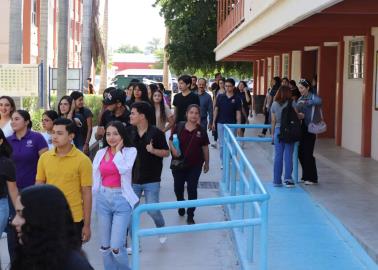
[284, 181, 295, 188]
[178, 208, 185, 216]
[186, 216, 195, 225]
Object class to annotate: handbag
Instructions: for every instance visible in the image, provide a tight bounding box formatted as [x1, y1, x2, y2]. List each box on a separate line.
[308, 95, 327, 134]
[170, 124, 196, 171]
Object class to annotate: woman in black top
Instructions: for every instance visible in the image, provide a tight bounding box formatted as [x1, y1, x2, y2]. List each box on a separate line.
[0, 129, 18, 235]
[11, 185, 94, 270]
[57, 95, 84, 150]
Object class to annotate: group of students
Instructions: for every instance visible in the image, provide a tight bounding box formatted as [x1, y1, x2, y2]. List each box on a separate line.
[0, 74, 212, 270]
[263, 77, 322, 187]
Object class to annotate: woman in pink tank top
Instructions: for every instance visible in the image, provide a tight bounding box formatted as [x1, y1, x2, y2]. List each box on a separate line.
[92, 121, 138, 270]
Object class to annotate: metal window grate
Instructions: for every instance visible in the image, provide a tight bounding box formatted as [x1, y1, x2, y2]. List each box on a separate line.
[348, 40, 364, 79]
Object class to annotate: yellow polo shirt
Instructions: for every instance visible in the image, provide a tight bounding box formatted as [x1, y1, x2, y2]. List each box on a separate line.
[36, 146, 92, 222]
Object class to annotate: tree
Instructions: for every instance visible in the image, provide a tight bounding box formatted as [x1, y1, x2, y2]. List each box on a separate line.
[115, 44, 143, 54]
[99, 0, 109, 93]
[57, 0, 69, 101]
[154, 0, 251, 77]
[9, 0, 23, 63]
[39, 0, 50, 108]
[145, 37, 162, 54]
[82, 0, 105, 92]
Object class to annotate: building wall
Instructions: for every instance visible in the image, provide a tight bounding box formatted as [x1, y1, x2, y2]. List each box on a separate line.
[215, 0, 340, 61]
[371, 27, 378, 160]
[0, 0, 10, 63]
[341, 36, 364, 154]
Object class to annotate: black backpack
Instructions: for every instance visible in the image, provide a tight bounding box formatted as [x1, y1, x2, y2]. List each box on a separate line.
[279, 100, 301, 143]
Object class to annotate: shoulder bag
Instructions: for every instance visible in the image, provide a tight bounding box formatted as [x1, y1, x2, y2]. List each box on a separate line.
[170, 124, 196, 171]
[308, 95, 327, 134]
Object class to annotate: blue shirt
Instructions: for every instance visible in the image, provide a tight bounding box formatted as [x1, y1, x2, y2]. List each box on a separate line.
[215, 94, 242, 124]
[198, 91, 213, 123]
[295, 93, 322, 126]
[8, 129, 48, 189]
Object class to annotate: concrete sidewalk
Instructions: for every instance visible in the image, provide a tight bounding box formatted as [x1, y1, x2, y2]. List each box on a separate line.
[243, 115, 378, 269]
[0, 136, 238, 270]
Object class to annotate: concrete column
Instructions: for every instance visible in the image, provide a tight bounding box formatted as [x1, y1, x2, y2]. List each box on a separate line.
[361, 34, 374, 157]
[291, 51, 301, 82]
[57, 0, 69, 100]
[335, 40, 344, 146]
[39, 0, 50, 108]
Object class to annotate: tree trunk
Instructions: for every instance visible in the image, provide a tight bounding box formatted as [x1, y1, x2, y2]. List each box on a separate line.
[99, 0, 108, 94]
[163, 27, 169, 89]
[39, 0, 50, 108]
[9, 0, 23, 63]
[81, 0, 93, 93]
[57, 0, 69, 101]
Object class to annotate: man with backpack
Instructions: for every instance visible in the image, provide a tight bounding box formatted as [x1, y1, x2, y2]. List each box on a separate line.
[270, 85, 300, 187]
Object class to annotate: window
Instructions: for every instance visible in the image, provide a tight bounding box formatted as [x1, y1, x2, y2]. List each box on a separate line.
[273, 56, 280, 77]
[282, 54, 289, 78]
[348, 40, 364, 79]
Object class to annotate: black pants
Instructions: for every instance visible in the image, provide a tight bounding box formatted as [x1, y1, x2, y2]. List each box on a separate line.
[73, 220, 84, 249]
[212, 123, 218, 141]
[172, 165, 202, 217]
[262, 110, 270, 135]
[298, 124, 318, 182]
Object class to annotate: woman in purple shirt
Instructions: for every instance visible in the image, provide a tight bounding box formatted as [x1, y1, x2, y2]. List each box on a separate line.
[7, 110, 48, 260]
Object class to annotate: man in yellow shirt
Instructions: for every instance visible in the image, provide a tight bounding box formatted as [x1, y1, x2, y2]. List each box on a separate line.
[36, 118, 92, 247]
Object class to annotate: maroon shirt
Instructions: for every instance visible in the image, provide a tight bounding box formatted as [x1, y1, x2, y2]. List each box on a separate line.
[170, 124, 210, 167]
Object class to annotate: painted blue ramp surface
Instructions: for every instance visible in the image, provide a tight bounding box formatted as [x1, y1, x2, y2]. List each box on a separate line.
[263, 184, 377, 270]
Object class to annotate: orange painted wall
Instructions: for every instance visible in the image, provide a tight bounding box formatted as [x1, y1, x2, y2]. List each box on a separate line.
[23, 0, 31, 64]
[317, 46, 337, 138]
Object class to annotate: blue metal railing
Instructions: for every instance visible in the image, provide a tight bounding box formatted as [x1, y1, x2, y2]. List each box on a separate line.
[131, 123, 297, 270]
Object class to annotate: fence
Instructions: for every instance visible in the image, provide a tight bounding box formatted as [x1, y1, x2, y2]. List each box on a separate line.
[131, 123, 301, 270]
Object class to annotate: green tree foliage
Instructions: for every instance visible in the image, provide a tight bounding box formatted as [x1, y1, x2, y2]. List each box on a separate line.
[154, 0, 252, 78]
[115, 44, 143, 54]
[145, 38, 163, 54]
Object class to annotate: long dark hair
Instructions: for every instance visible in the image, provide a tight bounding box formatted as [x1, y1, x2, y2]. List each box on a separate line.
[11, 185, 81, 270]
[0, 129, 12, 158]
[57, 96, 73, 117]
[131, 83, 150, 103]
[272, 76, 281, 91]
[0, 96, 16, 119]
[13, 110, 33, 129]
[152, 90, 167, 123]
[102, 121, 133, 148]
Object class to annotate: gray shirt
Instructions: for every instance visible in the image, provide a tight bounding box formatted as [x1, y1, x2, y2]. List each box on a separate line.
[198, 91, 213, 123]
[271, 101, 289, 128]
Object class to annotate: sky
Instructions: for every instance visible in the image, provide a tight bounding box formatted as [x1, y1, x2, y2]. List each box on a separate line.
[108, 0, 166, 52]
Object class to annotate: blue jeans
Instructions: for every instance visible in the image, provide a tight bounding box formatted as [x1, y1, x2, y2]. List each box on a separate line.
[273, 127, 294, 185]
[132, 182, 165, 228]
[97, 187, 132, 270]
[218, 123, 237, 165]
[0, 198, 9, 235]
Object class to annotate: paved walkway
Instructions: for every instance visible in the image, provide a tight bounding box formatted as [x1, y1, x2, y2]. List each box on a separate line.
[243, 115, 378, 269]
[1, 116, 378, 269]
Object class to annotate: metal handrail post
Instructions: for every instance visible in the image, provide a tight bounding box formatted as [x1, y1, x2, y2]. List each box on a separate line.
[131, 212, 142, 270]
[259, 200, 269, 270]
[293, 142, 299, 183]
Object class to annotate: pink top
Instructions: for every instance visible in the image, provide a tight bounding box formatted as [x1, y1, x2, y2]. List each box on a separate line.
[99, 149, 121, 188]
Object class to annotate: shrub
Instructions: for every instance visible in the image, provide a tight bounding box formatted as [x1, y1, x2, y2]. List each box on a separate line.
[22, 94, 103, 131]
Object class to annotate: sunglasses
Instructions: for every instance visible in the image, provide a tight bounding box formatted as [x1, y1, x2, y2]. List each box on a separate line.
[298, 79, 310, 87]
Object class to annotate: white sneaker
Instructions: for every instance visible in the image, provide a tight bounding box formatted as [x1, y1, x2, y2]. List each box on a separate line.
[127, 247, 132, 255]
[159, 235, 167, 244]
[211, 143, 217, 149]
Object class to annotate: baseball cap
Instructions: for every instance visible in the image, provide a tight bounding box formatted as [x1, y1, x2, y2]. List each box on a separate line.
[103, 89, 126, 105]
